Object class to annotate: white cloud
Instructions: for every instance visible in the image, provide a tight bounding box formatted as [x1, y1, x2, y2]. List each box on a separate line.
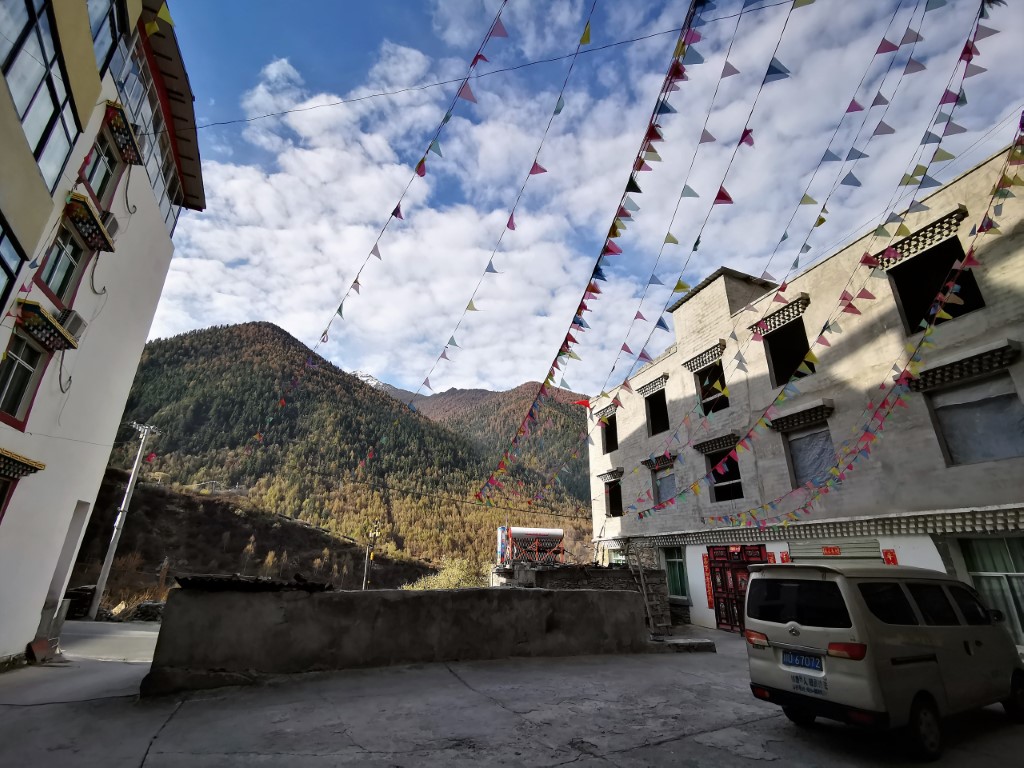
[154, 0, 1024, 401]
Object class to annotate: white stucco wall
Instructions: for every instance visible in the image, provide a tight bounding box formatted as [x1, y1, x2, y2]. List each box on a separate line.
[0, 74, 176, 660]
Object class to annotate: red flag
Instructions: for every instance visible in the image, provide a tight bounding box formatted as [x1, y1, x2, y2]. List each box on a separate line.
[144, 452, 156, 463]
[572, 399, 590, 407]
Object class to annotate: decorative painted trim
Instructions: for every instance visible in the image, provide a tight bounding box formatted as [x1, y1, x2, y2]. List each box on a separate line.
[0, 447, 45, 479]
[16, 301, 78, 351]
[910, 340, 1019, 392]
[598, 468, 624, 483]
[768, 399, 834, 432]
[682, 341, 726, 373]
[64, 192, 114, 252]
[104, 101, 143, 165]
[879, 205, 969, 269]
[692, 433, 740, 455]
[610, 506, 1024, 547]
[595, 404, 617, 419]
[750, 293, 810, 334]
[641, 454, 676, 471]
[637, 374, 669, 398]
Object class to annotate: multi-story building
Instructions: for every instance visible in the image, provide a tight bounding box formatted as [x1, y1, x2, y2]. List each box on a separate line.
[589, 148, 1023, 644]
[0, 0, 203, 665]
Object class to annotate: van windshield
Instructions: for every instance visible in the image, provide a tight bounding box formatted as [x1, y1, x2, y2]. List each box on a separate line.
[747, 578, 852, 628]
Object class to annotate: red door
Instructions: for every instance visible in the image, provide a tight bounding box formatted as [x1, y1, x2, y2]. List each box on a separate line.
[708, 544, 766, 632]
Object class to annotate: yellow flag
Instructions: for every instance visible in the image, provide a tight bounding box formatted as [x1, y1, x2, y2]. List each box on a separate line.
[145, 20, 159, 36]
[804, 350, 819, 364]
[580, 21, 591, 45]
[157, 2, 173, 25]
[664, 233, 679, 245]
[674, 40, 686, 58]
[896, 223, 911, 236]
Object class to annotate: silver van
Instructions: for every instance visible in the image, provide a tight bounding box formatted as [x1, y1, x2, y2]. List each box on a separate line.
[743, 563, 1024, 760]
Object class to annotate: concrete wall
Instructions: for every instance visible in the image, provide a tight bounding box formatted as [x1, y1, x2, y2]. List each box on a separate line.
[142, 587, 650, 695]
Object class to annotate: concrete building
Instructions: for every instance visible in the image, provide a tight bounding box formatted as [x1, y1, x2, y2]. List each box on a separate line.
[0, 0, 203, 665]
[589, 148, 1024, 642]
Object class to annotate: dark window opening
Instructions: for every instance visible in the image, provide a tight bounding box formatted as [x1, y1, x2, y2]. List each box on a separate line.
[707, 447, 742, 502]
[907, 583, 960, 626]
[695, 360, 729, 414]
[764, 317, 812, 387]
[888, 238, 984, 335]
[645, 388, 669, 436]
[605, 480, 623, 518]
[858, 582, 918, 625]
[602, 413, 618, 454]
[747, 579, 852, 628]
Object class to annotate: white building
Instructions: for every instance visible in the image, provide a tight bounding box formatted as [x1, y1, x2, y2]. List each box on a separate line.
[589, 148, 1024, 642]
[0, 0, 203, 665]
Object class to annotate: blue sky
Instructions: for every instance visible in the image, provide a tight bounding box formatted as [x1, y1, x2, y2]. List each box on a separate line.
[152, 0, 1024, 396]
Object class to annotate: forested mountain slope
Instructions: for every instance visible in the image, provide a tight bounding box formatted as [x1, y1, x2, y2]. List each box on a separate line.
[112, 323, 591, 564]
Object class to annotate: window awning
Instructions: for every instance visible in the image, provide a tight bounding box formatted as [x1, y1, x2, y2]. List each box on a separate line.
[17, 300, 78, 351]
[0, 447, 45, 479]
[692, 433, 740, 455]
[64, 192, 114, 252]
[105, 101, 143, 165]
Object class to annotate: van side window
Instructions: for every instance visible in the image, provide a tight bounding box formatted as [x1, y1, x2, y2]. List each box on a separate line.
[907, 583, 960, 626]
[948, 585, 992, 626]
[858, 582, 918, 625]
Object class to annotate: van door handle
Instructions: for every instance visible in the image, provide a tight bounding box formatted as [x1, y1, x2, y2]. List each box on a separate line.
[963, 640, 973, 656]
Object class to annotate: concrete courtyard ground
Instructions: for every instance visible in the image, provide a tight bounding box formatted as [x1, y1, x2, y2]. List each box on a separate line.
[0, 621, 1021, 767]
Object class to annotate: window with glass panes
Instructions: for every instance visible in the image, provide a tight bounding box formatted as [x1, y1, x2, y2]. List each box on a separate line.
[0, 221, 26, 310]
[109, 36, 183, 234]
[959, 537, 1024, 647]
[42, 227, 85, 304]
[1, 0, 79, 191]
[86, 0, 124, 74]
[84, 135, 120, 204]
[785, 425, 835, 488]
[663, 547, 687, 598]
[653, 467, 676, 505]
[0, 335, 44, 418]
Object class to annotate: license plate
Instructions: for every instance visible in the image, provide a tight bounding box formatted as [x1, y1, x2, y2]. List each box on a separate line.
[782, 650, 823, 671]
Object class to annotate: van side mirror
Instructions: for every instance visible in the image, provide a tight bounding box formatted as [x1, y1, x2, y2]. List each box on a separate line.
[990, 609, 1005, 623]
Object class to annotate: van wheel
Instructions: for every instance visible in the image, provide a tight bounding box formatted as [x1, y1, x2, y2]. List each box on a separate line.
[907, 696, 942, 762]
[1003, 672, 1024, 723]
[782, 706, 816, 727]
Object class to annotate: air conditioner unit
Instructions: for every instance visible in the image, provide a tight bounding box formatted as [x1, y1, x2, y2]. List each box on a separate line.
[57, 309, 88, 342]
[101, 211, 119, 240]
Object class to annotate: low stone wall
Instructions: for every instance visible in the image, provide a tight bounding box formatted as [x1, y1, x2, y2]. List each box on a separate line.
[532, 567, 674, 631]
[141, 587, 648, 695]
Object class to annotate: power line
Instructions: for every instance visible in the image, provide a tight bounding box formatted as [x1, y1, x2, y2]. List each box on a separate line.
[141, 0, 795, 137]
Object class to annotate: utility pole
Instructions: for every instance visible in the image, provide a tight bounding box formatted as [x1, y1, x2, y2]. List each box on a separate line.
[361, 519, 381, 590]
[89, 422, 159, 619]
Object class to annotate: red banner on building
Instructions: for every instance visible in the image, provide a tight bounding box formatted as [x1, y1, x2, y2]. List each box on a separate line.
[702, 553, 713, 609]
[766, 551, 777, 564]
[882, 548, 899, 565]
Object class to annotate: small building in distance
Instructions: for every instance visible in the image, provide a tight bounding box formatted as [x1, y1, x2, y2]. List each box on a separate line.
[588, 148, 1024, 641]
[0, 0, 204, 665]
